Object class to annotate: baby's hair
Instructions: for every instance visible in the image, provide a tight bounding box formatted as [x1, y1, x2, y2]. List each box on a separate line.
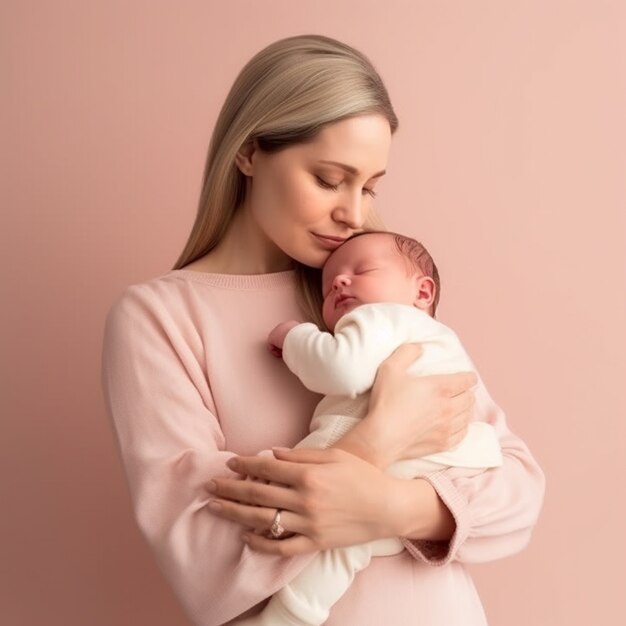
[346, 231, 441, 316]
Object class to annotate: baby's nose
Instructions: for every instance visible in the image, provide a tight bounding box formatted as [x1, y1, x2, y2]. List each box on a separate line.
[332, 274, 351, 289]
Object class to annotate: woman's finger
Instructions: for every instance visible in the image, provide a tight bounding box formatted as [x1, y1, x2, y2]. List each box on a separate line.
[442, 391, 473, 429]
[226, 448, 345, 484]
[206, 477, 300, 512]
[447, 389, 475, 418]
[226, 454, 306, 485]
[428, 371, 478, 397]
[424, 393, 474, 453]
[243, 531, 316, 556]
[207, 499, 306, 535]
[206, 499, 268, 530]
[271, 446, 346, 465]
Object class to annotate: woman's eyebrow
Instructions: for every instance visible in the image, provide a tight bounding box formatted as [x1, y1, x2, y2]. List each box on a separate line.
[318, 160, 386, 179]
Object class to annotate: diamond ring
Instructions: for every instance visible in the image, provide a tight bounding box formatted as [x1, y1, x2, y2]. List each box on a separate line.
[270, 509, 285, 539]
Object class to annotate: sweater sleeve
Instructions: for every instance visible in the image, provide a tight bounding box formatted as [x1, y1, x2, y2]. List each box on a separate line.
[282, 304, 411, 398]
[400, 379, 545, 566]
[101, 286, 315, 625]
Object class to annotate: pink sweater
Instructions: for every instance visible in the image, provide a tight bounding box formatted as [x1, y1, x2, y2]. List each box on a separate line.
[101, 269, 545, 626]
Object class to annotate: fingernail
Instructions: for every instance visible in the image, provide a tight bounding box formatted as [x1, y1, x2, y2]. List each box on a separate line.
[207, 500, 222, 511]
[226, 457, 239, 471]
[205, 480, 217, 493]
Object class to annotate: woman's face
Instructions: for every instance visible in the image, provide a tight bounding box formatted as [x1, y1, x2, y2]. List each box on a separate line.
[238, 114, 392, 269]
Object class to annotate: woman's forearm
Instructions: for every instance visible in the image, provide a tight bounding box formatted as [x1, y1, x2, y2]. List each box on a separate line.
[333, 434, 456, 541]
[332, 417, 394, 469]
[390, 477, 456, 541]
[332, 423, 456, 542]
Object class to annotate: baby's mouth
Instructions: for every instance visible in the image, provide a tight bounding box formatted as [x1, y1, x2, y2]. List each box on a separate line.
[335, 294, 357, 308]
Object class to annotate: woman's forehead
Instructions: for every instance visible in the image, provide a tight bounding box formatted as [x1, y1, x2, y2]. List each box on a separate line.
[298, 115, 391, 173]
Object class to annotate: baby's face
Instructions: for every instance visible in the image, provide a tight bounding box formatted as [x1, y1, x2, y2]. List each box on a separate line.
[321, 234, 421, 331]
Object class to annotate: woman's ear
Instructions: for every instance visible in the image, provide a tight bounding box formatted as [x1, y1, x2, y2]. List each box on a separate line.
[234, 140, 256, 176]
[413, 276, 436, 311]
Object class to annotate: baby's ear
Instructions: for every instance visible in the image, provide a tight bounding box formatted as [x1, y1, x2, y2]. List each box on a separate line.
[413, 276, 436, 311]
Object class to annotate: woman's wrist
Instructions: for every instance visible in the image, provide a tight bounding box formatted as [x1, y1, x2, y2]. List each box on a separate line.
[389, 477, 456, 541]
[334, 425, 455, 541]
[332, 417, 393, 469]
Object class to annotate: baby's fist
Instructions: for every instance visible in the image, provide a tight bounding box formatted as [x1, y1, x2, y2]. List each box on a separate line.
[267, 321, 300, 358]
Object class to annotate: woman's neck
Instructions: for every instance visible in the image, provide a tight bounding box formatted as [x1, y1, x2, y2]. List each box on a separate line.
[184, 207, 293, 275]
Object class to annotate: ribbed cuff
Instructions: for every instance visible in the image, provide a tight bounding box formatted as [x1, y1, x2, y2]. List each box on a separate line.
[400, 469, 471, 566]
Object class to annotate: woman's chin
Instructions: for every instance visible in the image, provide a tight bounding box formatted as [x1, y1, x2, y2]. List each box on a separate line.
[289, 249, 330, 269]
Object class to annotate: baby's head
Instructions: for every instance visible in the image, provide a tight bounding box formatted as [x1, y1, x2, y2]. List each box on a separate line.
[321, 231, 440, 332]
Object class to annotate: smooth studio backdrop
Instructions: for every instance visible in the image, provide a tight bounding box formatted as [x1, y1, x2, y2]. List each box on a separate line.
[2, 1, 624, 624]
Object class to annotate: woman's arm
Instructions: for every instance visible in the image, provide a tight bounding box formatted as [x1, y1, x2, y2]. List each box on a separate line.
[208, 345, 477, 554]
[212, 345, 544, 564]
[337, 348, 545, 564]
[101, 286, 316, 625]
[336, 344, 545, 564]
[399, 380, 546, 565]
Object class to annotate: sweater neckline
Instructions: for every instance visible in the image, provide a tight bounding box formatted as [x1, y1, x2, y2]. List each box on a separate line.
[164, 268, 297, 289]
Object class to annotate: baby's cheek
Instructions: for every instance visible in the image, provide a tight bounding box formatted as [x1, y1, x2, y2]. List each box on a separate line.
[321, 302, 335, 330]
[342, 302, 360, 317]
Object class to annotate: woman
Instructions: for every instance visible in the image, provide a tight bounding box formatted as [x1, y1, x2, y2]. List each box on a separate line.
[101, 35, 544, 625]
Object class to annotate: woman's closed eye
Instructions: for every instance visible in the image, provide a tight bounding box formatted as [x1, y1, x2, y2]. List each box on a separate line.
[315, 176, 377, 198]
[315, 176, 339, 191]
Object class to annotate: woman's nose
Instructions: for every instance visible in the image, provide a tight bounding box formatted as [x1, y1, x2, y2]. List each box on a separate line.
[332, 192, 367, 229]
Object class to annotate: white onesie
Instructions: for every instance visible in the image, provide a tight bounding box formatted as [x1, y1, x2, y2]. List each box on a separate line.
[238, 303, 502, 626]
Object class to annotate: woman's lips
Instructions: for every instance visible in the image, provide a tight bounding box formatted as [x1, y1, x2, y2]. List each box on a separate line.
[312, 233, 347, 251]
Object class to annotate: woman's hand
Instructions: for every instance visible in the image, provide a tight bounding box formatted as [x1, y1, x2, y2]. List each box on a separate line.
[205, 344, 477, 554]
[205, 447, 399, 556]
[336, 344, 478, 469]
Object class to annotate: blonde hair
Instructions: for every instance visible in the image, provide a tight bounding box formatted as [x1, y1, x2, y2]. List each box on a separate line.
[172, 34, 398, 326]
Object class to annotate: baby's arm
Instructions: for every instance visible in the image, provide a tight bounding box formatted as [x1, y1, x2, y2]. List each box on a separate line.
[267, 320, 300, 358]
[278, 304, 416, 398]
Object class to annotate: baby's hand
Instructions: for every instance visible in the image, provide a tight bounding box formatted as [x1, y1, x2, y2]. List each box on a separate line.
[267, 321, 300, 358]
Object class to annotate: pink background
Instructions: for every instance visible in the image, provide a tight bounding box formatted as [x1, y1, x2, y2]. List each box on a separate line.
[2, 1, 625, 624]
